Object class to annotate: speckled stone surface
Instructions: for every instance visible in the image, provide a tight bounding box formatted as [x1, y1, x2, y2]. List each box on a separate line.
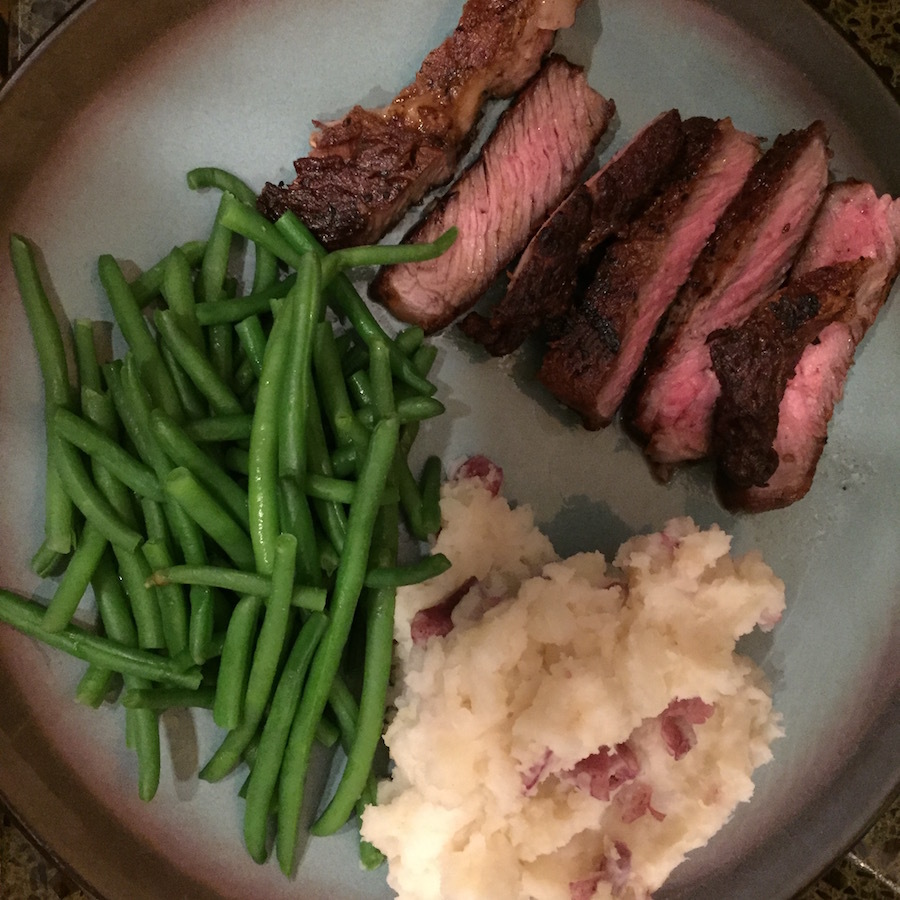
[0, 1, 898, 899]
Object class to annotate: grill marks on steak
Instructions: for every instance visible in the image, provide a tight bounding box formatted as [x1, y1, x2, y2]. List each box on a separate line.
[460, 109, 686, 356]
[370, 56, 614, 332]
[720, 182, 900, 511]
[625, 122, 831, 469]
[257, 0, 583, 250]
[538, 117, 761, 429]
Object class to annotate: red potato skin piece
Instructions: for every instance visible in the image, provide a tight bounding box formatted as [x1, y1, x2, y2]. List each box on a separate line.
[538, 117, 761, 429]
[257, 0, 584, 250]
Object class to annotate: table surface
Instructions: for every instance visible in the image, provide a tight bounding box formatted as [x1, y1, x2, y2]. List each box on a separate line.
[0, 1, 898, 899]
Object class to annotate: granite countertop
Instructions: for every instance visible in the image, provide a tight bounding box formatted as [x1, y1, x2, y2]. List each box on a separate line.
[0, 1, 898, 899]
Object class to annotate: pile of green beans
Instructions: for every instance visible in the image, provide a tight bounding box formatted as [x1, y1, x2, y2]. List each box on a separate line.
[2, 167, 455, 875]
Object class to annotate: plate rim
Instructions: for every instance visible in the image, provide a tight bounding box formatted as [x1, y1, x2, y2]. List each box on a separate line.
[0, 1, 898, 898]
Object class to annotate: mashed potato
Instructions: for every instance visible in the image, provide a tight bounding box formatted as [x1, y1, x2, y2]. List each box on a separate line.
[361, 468, 785, 900]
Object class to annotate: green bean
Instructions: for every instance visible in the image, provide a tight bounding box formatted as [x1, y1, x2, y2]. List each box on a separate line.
[224, 446, 249, 475]
[366, 553, 451, 591]
[395, 455, 427, 541]
[398, 395, 446, 423]
[10, 234, 76, 555]
[368, 338, 395, 420]
[313, 321, 369, 452]
[123, 686, 216, 710]
[233, 357, 257, 396]
[188, 585, 216, 666]
[200, 195, 237, 380]
[148, 565, 271, 596]
[41, 522, 108, 633]
[130, 240, 206, 307]
[92, 550, 139, 649]
[73, 319, 103, 392]
[97, 253, 183, 422]
[419, 455, 443, 536]
[9, 235, 74, 408]
[182, 413, 253, 443]
[114, 545, 165, 650]
[291, 588, 327, 613]
[186, 166, 257, 205]
[194, 274, 295, 326]
[0, 589, 201, 688]
[130, 702, 162, 801]
[76, 551, 137, 707]
[75, 663, 117, 708]
[242, 611, 327, 863]
[105, 361, 169, 475]
[276, 415, 399, 875]
[319, 227, 456, 284]
[330, 444, 358, 479]
[161, 246, 205, 350]
[147, 564, 325, 611]
[252, 247, 279, 294]
[211, 594, 262, 729]
[150, 408, 248, 527]
[305, 388, 349, 555]
[279, 253, 322, 480]
[52, 435, 143, 551]
[339, 339, 370, 380]
[346, 370, 374, 409]
[233, 316, 269, 378]
[202, 534, 297, 781]
[154, 309, 244, 416]
[113, 357, 216, 569]
[313, 502, 399, 835]
[216, 192, 308, 270]
[357, 395, 446, 428]
[142, 540, 188, 657]
[273, 211, 436, 398]
[165, 468, 255, 571]
[411, 343, 438, 380]
[54, 408, 163, 502]
[394, 325, 425, 358]
[277, 478, 322, 587]
[159, 339, 209, 421]
[248, 295, 293, 575]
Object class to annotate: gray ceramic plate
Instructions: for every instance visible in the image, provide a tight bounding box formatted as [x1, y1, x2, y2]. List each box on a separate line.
[0, 1, 898, 898]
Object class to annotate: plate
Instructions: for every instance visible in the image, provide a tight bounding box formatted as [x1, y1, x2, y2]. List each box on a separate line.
[0, 1, 898, 898]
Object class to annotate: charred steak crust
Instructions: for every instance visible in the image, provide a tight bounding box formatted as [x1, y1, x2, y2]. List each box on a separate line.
[257, 0, 583, 250]
[708, 261, 864, 491]
[723, 181, 900, 512]
[623, 121, 831, 467]
[460, 108, 686, 357]
[539, 117, 761, 429]
[370, 55, 614, 333]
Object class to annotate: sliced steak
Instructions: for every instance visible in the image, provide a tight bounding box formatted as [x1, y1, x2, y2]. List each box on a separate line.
[626, 122, 830, 470]
[459, 109, 686, 356]
[257, 0, 583, 250]
[720, 182, 900, 511]
[370, 55, 614, 332]
[538, 117, 761, 429]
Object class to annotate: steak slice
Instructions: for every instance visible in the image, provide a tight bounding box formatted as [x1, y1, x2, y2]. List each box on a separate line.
[719, 182, 900, 511]
[626, 121, 830, 470]
[459, 109, 686, 356]
[257, 0, 584, 250]
[538, 117, 761, 429]
[369, 55, 614, 332]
